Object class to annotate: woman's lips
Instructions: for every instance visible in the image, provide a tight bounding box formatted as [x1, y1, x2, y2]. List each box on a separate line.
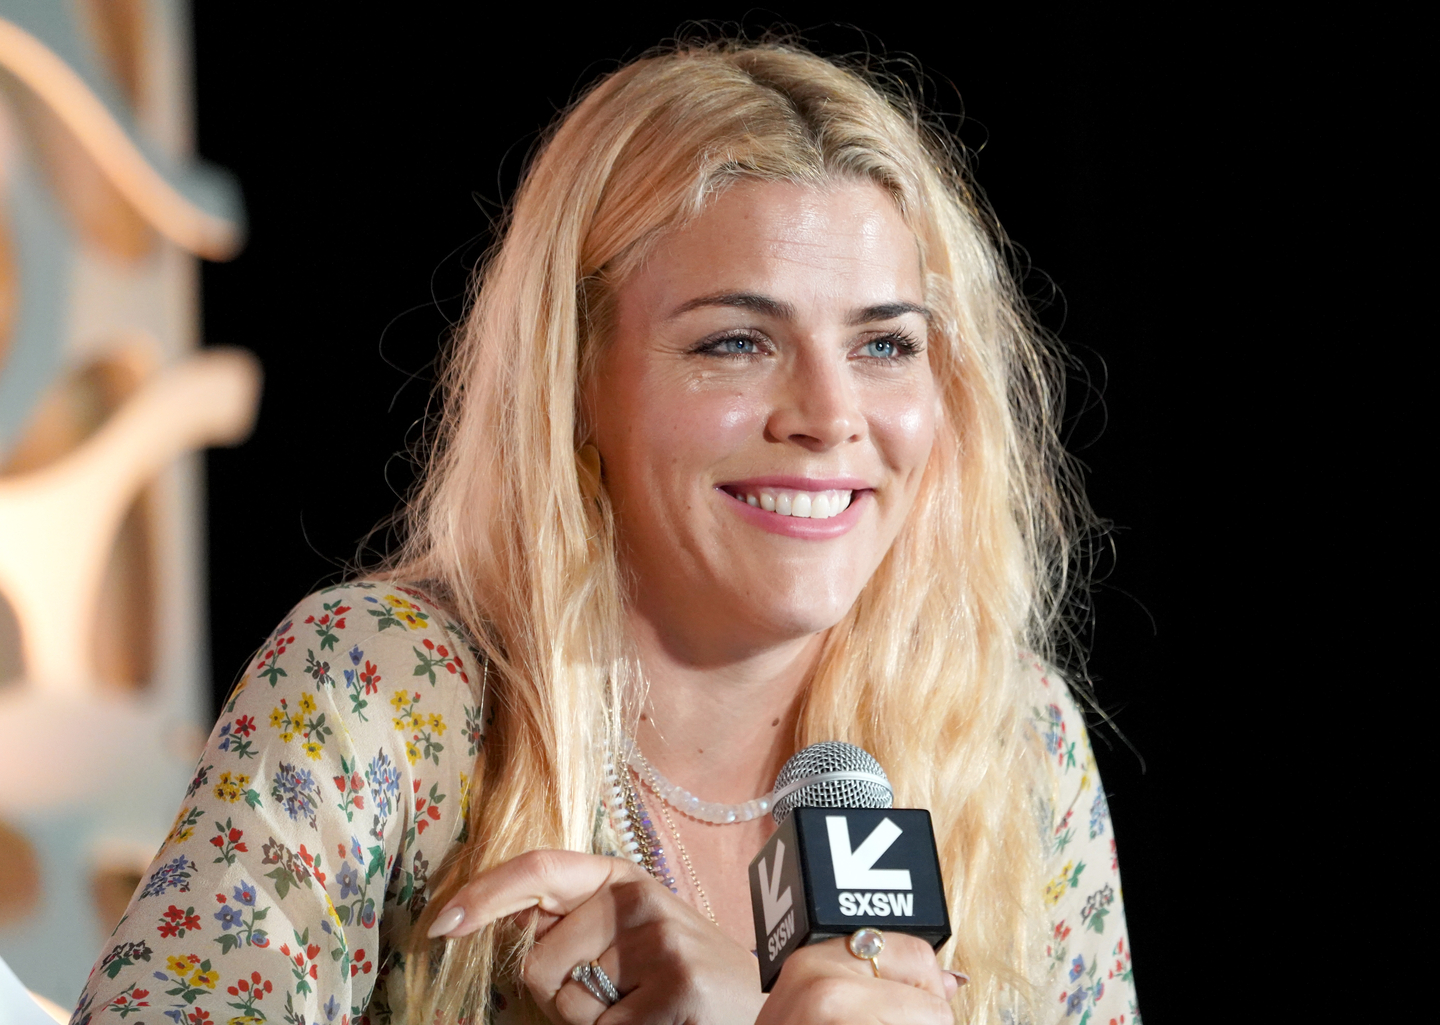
[716, 481, 869, 538]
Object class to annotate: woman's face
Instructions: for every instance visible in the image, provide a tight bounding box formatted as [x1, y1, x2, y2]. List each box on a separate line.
[589, 179, 938, 662]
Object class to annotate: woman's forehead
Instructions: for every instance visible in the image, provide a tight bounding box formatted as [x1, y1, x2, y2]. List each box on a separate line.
[625, 179, 925, 313]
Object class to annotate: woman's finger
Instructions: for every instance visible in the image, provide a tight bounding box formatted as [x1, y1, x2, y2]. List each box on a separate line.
[428, 850, 648, 938]
[827, 931, 950, 1002]
[521, 882, 622, 1012]
[547, 942, 626, 1025]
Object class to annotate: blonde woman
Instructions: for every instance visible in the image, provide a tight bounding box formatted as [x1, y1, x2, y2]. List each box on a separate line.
[75, 40, 1136, 1025]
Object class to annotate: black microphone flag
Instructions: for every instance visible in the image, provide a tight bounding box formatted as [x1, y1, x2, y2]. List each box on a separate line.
[747, 744, 951, 992]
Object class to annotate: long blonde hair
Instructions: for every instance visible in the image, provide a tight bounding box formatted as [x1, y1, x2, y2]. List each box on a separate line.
[394, 38, 1088, 1024]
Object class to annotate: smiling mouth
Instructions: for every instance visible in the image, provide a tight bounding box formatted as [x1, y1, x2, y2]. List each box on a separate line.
[718, 485, 857, 520]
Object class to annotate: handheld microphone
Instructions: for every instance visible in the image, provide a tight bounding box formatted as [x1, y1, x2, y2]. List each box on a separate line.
[746, 742, 951, 991]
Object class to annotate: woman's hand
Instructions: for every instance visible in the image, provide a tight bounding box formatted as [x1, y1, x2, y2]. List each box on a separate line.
[758, 934, 958, 1025]
[428, 849, 766, 1025]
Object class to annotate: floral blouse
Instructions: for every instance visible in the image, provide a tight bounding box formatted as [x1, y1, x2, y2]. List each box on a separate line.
[72, 584, 1136, 1025]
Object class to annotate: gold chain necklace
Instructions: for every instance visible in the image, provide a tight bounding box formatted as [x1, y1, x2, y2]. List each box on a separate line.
[635, 763, 717, 927]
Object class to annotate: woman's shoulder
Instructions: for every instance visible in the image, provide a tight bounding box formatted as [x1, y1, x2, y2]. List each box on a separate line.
[1018, 655, 1093, 787]
[235, 580, 485, 705]
[218, 578, 488, 774]
[1015, 654, 1109, 849]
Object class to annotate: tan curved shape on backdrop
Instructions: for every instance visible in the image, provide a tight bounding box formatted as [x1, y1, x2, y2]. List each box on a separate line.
[0, 348, 260, 693]
[0, 17, 240, 259]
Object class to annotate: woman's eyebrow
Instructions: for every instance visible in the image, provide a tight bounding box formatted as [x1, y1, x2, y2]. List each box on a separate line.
[849, 301, 930, 325]
[668, 294, 930, 324]
[668, 291, 793, 320]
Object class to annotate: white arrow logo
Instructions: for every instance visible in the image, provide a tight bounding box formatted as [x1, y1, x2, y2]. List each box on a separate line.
[757, 840, 794, 934]
[826, 816, 913, 890]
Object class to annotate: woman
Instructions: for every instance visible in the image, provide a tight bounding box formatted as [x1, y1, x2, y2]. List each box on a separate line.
[74, 40, 1134, 1025]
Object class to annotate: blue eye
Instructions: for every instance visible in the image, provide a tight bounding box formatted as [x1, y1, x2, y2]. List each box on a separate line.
[695, 334, 763, 357]
[858, 335, 918, 359]
[716, 337, 757, 355]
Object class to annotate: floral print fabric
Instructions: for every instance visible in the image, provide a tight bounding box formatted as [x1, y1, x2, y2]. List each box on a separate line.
[73, 584, 482, 1025]
[1032, 659, 1139, 1024]
[73, 586, 1136, 1024]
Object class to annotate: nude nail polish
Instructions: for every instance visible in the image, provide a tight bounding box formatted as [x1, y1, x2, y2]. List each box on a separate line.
[427, 905, 465, 938]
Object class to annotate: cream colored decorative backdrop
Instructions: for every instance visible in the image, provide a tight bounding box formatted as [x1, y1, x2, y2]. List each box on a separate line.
[0, 0, 255, 1006]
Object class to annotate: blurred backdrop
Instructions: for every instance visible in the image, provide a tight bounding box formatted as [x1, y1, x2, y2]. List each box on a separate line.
[0, 1, 1372, 1014]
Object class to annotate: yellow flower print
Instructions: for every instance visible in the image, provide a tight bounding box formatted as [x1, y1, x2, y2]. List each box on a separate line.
[230, 1017, 265, 1025]
[303, 741, 324, 761]
[299, 693, 317, 716]
[166, 955, 194, 975]
[390, 690, 408, 711]
[191, 966, 218, 988]
[164, 806, 203, 845]
[325, 895, 344, 929]
[213, 771, 251, 803]
[382, 593, 430, 630]
[428, 713, 447, 736]
[405, 740, 420, 765]
[1042, 861, 1076, 907]
[268, 708, 286, 728]
[459, 771, 472, 820]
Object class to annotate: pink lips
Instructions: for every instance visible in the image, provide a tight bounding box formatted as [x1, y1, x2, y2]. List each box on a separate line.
[716, 477, 871, 539]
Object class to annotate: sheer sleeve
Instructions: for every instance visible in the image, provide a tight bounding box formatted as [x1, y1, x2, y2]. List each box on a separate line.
[1028, 660, 1139, 1024]
[71, 583, 484, 1025]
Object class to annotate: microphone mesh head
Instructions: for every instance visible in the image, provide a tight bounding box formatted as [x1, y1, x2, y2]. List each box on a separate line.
[772, 741, 892, 823]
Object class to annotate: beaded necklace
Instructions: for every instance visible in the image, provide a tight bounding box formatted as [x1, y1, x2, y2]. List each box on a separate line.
[603, 749, 718, 927]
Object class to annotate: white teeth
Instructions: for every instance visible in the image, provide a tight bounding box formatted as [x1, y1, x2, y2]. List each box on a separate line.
[735, 488, 855, 520]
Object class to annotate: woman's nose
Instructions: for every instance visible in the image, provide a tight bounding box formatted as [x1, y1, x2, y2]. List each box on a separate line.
[764, 352, 865, 451]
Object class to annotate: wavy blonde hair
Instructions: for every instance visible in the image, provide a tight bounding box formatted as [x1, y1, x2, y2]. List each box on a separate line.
[393, 39, 1087, 1024]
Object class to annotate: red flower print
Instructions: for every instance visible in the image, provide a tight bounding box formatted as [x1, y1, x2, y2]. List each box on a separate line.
[360, 661, 380, 694]
[350, 948, 374, 977]
[413, 782, 443, 835]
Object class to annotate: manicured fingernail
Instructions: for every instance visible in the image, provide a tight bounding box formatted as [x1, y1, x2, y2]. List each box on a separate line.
[944, 970, 970, 986]
[427, 905, 465, 938]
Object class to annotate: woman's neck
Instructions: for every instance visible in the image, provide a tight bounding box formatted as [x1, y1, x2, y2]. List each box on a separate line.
[626, 612, 821, 805]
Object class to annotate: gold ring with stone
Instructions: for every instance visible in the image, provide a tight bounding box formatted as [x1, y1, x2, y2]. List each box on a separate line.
[847, 927, 885, 979]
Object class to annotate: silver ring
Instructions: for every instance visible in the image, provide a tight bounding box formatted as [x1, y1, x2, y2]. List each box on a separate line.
[588, 961, 620, 1004]
[570, 962, 617, 1007]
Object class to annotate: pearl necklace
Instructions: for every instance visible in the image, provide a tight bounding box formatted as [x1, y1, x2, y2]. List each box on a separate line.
[622, 735, 774, 825]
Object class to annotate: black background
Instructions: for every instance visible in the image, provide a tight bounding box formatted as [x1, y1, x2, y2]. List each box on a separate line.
[194, 7, 1371, 1014]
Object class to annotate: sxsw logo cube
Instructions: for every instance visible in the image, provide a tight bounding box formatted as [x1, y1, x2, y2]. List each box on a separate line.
[748, 807, 951, 991]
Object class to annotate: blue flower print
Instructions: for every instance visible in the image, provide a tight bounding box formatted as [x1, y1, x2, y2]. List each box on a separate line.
[1064, 987, 1087, 1016]
[214, 903, 243, 930]
[324, 993, 342, 1021]
[233, 881, 257, 906]
[367, 750, 400, 820]
[271, 761, 320, 828]
[1089, 790, 1110, 840]
[139, 856, 195, 898]
[349, 644, 363, 666]
[337, 860, 361, 900]
[1069, 954, 1085, 983]
[350, 834, 364, 863]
